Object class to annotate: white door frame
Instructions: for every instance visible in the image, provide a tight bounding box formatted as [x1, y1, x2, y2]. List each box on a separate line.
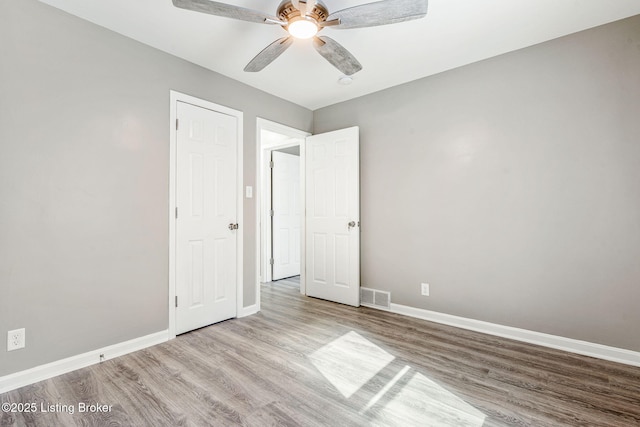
[169, 90, 244, 339]
[256, 118, 310, 303]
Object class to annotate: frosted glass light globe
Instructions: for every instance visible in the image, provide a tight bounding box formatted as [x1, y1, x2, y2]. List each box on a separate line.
[288, 20, 318, 39]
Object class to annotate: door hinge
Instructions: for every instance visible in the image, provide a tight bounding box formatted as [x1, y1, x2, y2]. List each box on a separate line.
[270, 209, 274, 217]
[270, 258, 274, 266]
[176, 118, 179, 130]
[175, 207, 178, 219]
[269, 160, 274, 168]
[175, 296, 178, 308]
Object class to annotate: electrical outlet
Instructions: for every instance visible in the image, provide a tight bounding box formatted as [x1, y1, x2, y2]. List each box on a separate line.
[421, 283, 430, 296]
[7, 328, 25, 351]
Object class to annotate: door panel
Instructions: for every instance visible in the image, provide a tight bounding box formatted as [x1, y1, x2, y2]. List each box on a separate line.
[188, 240, 204, 306]
[272, 151, 301, 280]
[305, 127, 360, 306]
[176, 101, 237, 334]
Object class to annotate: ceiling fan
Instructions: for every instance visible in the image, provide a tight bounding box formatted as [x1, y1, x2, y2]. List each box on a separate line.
[172, 0, 428, 75]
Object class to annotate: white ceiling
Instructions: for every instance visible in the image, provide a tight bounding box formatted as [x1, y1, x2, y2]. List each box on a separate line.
[38, 0, 640, 110]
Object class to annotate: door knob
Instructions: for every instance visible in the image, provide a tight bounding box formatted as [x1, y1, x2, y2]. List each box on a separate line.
[348, 221, 356, 229]
[228, 223, 239, 230]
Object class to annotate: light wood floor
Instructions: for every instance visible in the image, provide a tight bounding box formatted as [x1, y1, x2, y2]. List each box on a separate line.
[2, 281, 640, 426]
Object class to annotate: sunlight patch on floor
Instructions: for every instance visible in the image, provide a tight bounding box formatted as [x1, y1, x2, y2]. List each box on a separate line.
[373, 370, 486, 426]
[361, 365, 411, 413]
[309, 331, 395, 398]
[310, 331, 486, 426]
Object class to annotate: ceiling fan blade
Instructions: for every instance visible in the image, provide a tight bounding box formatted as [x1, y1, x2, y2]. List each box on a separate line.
[327, 0, 428, 29]
[312, 36, 362, 76]
[244, 37, 294, 72]
[172, 0, 279, 24]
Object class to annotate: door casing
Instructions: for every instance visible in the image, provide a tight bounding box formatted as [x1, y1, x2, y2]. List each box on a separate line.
[169, 90, 244, 339]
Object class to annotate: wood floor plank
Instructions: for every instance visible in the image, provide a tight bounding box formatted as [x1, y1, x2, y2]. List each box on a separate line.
[2, 281, 640, 426]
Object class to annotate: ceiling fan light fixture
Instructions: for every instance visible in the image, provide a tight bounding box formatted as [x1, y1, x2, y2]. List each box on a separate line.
[173, 0, 429, 74]
[288, 18, 319, 39]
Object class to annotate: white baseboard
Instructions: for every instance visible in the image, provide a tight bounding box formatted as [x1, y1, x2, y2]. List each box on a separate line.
[0, 330, 169, 394]
[389, 303, 640, 368]
[237, 304, 259, 318]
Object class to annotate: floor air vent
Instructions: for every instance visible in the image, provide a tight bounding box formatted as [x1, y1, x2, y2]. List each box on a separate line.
[360, 287, 391, 310]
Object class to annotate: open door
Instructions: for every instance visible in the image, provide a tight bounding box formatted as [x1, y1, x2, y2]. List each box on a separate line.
[272, 151, 301, 280]
[305, 127, 360, 306]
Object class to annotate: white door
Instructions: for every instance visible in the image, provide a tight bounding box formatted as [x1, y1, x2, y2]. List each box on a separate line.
[305, 127, 360, 306]
[272, 151, 301, 280]
[176, 101, 238, 334]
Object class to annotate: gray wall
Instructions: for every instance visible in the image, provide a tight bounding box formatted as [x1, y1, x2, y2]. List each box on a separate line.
[314, 15, 640, 352]
[0, 0, 312, 376]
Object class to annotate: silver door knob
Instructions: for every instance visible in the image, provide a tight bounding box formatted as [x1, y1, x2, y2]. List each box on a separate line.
[228, 223, 239, 230]
[348, 221, 356, 228]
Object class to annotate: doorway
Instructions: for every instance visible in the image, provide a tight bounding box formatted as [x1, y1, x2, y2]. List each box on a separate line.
[256, 119, 361, 312]
[271, 148, 302, 281]
[257, 119, 309, 296]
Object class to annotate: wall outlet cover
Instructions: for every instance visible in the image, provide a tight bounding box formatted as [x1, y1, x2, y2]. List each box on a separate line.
[421, 283, 430, 296]
[7, 328, 25, 351]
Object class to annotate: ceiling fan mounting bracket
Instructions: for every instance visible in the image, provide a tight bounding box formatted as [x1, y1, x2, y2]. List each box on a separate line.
[277, 0, 328, 24]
